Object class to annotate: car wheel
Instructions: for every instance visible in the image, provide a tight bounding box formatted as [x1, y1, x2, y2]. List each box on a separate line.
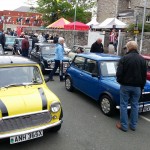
[65, 76, 74, 92]
[100, 95, 115, 116]
[50, 124, 61, 132]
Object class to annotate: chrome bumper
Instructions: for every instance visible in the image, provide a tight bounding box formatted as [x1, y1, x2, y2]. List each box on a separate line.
[0, 120, 62, 139]
[116, 103, 150, 111]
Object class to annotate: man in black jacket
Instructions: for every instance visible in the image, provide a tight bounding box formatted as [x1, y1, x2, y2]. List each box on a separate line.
[116, 41, 147, 132]
[90, 38, 104, 53]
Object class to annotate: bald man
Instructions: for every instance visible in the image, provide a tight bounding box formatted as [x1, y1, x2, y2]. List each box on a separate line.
[90, 38, 104, 53]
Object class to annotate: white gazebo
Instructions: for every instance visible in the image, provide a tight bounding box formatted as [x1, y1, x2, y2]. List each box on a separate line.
[93, 18, 127, 29]
[86, 17, 99, 26]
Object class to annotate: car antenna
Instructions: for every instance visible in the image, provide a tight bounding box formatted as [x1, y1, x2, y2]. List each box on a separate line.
[9, 56, 13, 63]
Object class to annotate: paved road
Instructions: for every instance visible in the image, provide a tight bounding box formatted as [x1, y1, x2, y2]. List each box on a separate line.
[1, 75, 150, 150]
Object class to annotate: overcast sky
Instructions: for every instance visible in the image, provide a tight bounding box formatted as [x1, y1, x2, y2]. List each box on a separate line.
[0, 0, 36, 11]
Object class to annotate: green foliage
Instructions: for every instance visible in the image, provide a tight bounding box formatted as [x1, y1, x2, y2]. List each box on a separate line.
[36, 0, 95, 26]
[126, 23, 150, 33]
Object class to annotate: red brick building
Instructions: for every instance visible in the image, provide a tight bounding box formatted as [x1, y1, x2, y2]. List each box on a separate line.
[0, 9, 43, 32]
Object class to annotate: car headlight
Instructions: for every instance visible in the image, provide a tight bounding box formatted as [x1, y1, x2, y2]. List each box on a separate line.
[50, 102, 61, 113]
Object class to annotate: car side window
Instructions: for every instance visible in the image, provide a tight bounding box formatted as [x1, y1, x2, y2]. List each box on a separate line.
[73, 56, 85, 70]
[84, 59, 98, 74]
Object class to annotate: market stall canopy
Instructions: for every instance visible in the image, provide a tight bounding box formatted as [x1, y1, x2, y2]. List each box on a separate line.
[86, 17, 99, 26]
[64, 21, 90, 31]
[46, 18, 70, 29]
[92, 18, 127, 29]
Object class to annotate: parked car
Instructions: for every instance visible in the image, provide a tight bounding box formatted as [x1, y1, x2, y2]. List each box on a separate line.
[13, 37, 32, 55]
[29, 43, 71, 73]
[4, 36, 16, 51]
[65, 53, 150, 116]
[0, 55, 63, 144]
[67, 45, 90, 60]
[141, 55, 150, 80]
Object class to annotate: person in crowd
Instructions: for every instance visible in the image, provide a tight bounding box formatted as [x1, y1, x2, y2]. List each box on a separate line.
[46, 37, 65, 82]
[32, 33, 39, 49]
[45, 32, 49, 42]
[13, 31, 17, 36]
[38, 32, 45, 43]
[20, 32, 25, 38]
[53, 34, 59, 44]
[21, 36, 29, 58]
[49, 34, 54, 40]
[90, 38, 104, 53]
[0, 30, 6, 50]
[116, 41, 147, 132]
[76, 47, 84, 53]
[109, 29, 118, 52]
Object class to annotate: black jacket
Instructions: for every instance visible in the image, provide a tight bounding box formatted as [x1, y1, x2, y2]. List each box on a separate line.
[90, 42, 104, 53]
[116, 50, 147, 88]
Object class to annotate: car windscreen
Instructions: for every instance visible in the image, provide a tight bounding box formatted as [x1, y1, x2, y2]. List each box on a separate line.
[41, 45, 55, 55]
[100, 61, 118, 77]
[0, 66, 43, 88]
[6, 37, 16, 43]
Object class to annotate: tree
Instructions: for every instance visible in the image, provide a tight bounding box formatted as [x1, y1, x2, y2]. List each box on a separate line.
[36, 0, 95, 26]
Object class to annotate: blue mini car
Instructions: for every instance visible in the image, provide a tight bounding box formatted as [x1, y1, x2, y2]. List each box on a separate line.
[65, 53, 150, 116]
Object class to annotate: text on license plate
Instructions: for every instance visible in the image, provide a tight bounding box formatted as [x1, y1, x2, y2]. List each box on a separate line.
[10, 130, 43, 144]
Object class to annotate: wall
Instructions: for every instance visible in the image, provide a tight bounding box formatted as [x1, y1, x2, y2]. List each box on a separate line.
[97, 0, 119, 23]
[97, 0, 150, 24]
[25, 29, 150, 54]
[26, 29, 89, 48]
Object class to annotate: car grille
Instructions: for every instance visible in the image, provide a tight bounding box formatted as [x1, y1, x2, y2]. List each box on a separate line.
[0, 111, 51, 133]
[140, 93, 150, 102]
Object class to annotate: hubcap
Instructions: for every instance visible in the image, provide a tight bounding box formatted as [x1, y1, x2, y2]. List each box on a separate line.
[65, 78, 71, 90]
[101, 98, 110, 114]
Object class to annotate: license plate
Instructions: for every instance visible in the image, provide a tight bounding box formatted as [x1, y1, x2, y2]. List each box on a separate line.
[10, 130, 43, 144]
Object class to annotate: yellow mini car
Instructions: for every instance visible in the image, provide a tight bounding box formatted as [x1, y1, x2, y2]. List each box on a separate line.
[0, 55, 63, 144]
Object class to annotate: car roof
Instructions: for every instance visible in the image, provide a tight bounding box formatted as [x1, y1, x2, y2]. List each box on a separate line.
[6, 36, 17, 38]
[141, 54, 150, 60]
[35, 43, 55, 46]
[76, 53, 121, 61]
[73, 45, 90, 48]
[0, 56, 37, 65]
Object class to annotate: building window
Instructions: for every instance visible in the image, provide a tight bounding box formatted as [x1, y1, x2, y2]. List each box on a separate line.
[146, 15, 150, 23]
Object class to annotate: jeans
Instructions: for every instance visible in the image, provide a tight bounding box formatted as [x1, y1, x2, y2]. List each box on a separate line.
[120, 85, 141, 130]
[49, 60, 63, 81]
[22, 50, 29, 58]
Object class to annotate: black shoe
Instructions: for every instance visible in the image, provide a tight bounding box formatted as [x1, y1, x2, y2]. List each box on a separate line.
[116, 122, 127, 132]
[130, 126, 136, 131]
[45, 78, 50, 82]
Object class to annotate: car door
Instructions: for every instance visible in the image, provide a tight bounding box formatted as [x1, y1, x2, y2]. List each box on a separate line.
[81, 59, 100, 100]
[30, 46, 39, 62]
[71, 56, 86, 91]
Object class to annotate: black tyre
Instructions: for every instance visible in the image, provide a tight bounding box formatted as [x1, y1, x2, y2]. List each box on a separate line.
[100, 95, 116, 116]
[65, 76, 74, 92]
[50, 124, 61, 132]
